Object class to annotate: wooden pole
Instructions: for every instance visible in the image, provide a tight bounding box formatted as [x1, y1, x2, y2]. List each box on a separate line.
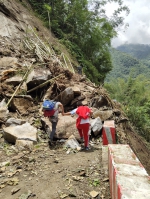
[62, 53, 68, 69]
[65, 55, 75, 73]
[27, 74, 64, 93]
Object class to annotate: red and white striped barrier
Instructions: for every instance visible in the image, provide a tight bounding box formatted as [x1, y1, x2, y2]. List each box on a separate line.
[102, 120, 116, 145]
[108, 144, 150, 199]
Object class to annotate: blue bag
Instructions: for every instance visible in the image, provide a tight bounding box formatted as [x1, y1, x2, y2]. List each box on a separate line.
[42, 100, 56, 111]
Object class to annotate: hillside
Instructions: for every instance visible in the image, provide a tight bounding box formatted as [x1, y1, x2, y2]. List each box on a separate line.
[116, 43, 150, 61]
[105, 47, 150, 82]
[0, 1, 150, 199]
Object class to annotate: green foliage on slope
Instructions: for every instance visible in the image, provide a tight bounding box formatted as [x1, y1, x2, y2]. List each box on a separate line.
[116, 44, 150, 76]
[105, 45, 150, 142]
[117, 43, 150, 60]
[105, 47, 150, 82]
[105, 75, 150, 142]
[26, 0, 129, 84]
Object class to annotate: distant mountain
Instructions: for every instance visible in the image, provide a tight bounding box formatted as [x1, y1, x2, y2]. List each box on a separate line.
[116, 44, 150, 60]
[105, 45, 150, 82]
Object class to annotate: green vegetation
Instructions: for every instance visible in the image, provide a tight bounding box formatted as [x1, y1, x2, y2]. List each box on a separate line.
[117, 43, 150, 60]
[105, 48, 150, 82]
[89, 178, 100, 187]
[25, 1, 150, 143]
[27, 0, 129, 84]
[91, 179, 100, 187]
[105, 44, 150, 142]
[116, 43, 150, 74]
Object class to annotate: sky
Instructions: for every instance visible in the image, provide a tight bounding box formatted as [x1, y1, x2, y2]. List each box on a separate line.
[106, 0, 150, 47]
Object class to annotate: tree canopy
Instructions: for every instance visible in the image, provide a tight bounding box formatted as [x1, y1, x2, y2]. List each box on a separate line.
[105, 45, 150, 142]
[105, 47, 150, 82]
[27, 0, 129, 84]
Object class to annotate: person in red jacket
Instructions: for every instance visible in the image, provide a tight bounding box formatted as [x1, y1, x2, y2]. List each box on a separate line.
[63, 101, 93, 150]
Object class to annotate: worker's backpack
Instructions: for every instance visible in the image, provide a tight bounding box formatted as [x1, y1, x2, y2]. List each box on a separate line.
[42, 100, 56, 117]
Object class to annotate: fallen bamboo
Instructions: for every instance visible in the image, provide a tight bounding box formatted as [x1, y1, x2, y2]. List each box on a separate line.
[62, 53, 68, 69]
[6, 63, 33, 107]
[65, 55, 75, 73]
[27, 74, 64, 93]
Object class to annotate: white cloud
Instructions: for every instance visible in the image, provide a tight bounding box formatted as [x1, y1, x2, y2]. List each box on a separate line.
[111, 0, 150, 46]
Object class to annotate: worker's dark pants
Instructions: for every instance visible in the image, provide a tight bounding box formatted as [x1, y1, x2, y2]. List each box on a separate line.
[49, 120, 58, 141]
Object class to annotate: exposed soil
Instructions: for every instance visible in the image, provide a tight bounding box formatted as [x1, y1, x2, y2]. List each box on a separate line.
[0, 134, 111, 199]
[0, 122, 150, 199]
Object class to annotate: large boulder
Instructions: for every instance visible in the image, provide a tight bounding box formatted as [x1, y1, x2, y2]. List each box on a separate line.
[91, 96, 109, 108]
[5, 117, 26, 127]
[3, 122, 37, 144]
[26, 68, 52, 89]
[70, 86, 81, 96]
[93, 110, 113, 121]
[0, 99, 9, 123]
[0, 57, 18, 69]
[56, 115, 78, 139]
[90, 117, 103, 136]
[70, 95, 85, 106]
[41, 114, 80, 139]
[9, 96, 34, 114]
[5, 75, 23, 86]
[56, 87, 74, 106]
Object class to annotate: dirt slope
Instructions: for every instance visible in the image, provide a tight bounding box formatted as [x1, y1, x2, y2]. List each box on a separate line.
[0, 140, 110, 199]
[0, 1, 150, 199]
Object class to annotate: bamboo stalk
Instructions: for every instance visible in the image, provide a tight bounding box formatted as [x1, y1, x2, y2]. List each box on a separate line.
[6, 63, 33, 107]
[51, 54, 64, 68]
[48, 11, 51, 32]
[62, 53, 68, 69]
[23, 40, 32, 50]
[29, 25, 47, 49]
[45, 39, 56, 55]
[38, 46, 49, 58]
[24, 25, 75, 74]
[27, 74, 64, 93]
[35, 44, 43, 61]
[65, 55, 75, 73]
